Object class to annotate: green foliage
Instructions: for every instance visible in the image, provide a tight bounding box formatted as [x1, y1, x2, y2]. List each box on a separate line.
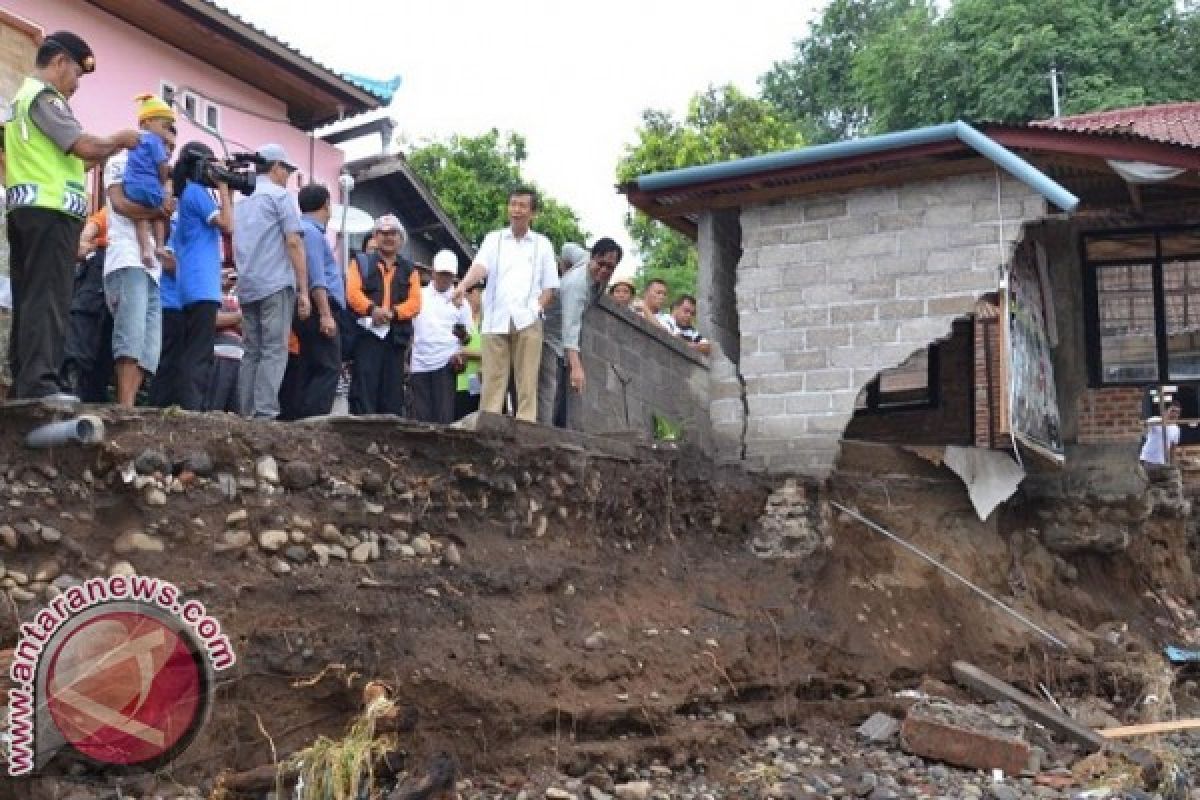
[653, 413, 682, 442]
[763, 0, 1200, 137]
[408, 129, 587, 253]
[760, 0, 922, 143]
[625, 212, 697, 300]
[617, 85, 803, 297]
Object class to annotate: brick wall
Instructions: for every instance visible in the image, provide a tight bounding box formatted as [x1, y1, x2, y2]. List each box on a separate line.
[842, 319, 975, 446]
[1076, 387, 1143, 444]
[973, 301, 1004, 449]
[576, 297, 711, 449]
[719, 172, 1046, 476]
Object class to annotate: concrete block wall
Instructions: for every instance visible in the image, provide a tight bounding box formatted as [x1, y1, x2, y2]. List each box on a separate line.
[577, 297, 711, 449]
[0, 14, 38, 101]
[698, 212, 747, 463]
[732, 172, 1046, 476]
[0, 15, 37, 291]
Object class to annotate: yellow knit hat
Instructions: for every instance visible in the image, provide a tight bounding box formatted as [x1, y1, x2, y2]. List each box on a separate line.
[134, 92, 175, 123]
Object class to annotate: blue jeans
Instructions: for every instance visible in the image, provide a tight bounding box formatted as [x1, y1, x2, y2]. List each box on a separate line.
[238, 287, 294, 418]
[104, 267, 162, 374]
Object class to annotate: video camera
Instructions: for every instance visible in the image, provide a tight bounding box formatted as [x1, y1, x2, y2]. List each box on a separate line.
[188, 151, 263, 196]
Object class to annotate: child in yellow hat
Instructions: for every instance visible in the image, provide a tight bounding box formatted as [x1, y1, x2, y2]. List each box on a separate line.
[123, 93, 177, 268]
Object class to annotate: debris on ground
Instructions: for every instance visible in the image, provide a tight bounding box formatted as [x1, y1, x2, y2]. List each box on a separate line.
[1, 408, 1200, 798]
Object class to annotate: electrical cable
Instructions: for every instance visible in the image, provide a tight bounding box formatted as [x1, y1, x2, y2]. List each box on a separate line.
[832, 501, 1068, 650]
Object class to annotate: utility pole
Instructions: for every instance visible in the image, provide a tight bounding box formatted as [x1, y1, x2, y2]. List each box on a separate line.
[1049, 64, 1062, 119]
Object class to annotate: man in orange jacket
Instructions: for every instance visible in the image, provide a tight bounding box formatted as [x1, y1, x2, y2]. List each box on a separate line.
[345, 214, 421, 415]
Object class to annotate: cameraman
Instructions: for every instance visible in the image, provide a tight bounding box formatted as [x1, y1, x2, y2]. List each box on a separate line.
[170, 141, 231, 410]
[232, 143, 309, 419]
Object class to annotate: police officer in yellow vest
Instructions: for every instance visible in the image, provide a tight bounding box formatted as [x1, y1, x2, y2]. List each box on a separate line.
[6, 31, 140, 399]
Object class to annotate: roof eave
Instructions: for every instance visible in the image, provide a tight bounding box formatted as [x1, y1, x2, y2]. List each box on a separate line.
[345, 154, 475, 263]
[86, 0, 384, 131]
[173, 0, 383, 111]
[633, 121, 1078, 213]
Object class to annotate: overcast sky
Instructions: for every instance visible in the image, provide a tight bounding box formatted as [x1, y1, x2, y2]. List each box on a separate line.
[219, 0, 823, 273]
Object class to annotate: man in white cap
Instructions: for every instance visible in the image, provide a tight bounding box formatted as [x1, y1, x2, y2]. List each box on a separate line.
[452, 187, 558, 422]
[232, 142, 310, 418]
[345, 213, 421, 415]
[409, 249, 471, 424]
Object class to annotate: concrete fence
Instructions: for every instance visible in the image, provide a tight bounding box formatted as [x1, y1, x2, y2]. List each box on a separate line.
[576, 297, 711, 451]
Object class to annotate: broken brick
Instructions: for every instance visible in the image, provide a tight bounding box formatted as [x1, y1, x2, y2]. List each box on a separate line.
[901, 711, 1032, 775]
[1034, 773, 1075, 790]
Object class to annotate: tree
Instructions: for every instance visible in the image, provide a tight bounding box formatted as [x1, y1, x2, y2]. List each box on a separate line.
[617, 85, 803, 298]
[762, 0, 1200, 139]
[760, 0, 921, 143]
[407, 129, 587, 253]
[859, 0, 1200, 130]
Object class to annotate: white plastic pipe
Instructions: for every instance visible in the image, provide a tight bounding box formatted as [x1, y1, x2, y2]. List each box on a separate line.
[25, 415, 105, 448]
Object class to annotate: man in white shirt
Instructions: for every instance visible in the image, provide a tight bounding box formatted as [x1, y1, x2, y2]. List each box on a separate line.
[1140, 403, 1181, 467]
[453, 187, 559, 422]
[410, 250, 472, 424]
[103, 112, 176, 407]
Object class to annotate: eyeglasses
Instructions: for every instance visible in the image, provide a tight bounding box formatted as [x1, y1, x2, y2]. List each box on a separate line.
[377, 229, 400, 236]
[593, 259, 619, 269]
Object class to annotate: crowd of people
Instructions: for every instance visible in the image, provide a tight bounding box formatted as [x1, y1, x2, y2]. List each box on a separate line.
[0, 30, 712, 429]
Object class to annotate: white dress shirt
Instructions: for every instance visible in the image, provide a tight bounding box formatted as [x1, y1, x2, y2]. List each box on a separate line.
[411, 283, 473, 373]
[475, 226, 559, 334]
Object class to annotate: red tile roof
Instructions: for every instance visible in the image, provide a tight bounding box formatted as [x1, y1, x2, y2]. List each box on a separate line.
[1031, 102, 1200, 147]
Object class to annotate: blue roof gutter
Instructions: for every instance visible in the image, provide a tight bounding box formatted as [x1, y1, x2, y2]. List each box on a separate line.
[636, 121, 1079, 213]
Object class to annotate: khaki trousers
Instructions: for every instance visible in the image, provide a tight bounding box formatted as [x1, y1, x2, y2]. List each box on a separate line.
[481, 320, 542, 422]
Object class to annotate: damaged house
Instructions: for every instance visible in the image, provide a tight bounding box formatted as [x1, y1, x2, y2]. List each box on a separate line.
[621, 103, 1200, 521]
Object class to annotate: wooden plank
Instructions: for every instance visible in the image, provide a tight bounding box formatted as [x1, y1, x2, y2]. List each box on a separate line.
[1098, 719, 1200, 739]
[951, 661, 1107, 752]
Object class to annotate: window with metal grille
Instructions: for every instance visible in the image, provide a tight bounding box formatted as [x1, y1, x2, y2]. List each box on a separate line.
[1084, 227, 1200, 385]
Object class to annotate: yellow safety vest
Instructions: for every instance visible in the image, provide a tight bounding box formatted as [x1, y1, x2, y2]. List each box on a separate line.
[5, 77, 87, 218]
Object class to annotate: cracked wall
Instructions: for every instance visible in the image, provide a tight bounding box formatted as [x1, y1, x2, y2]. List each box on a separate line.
[698, 211, 748, 463]
[720, 172, 1048, 477]
[577, 298, 711, 448]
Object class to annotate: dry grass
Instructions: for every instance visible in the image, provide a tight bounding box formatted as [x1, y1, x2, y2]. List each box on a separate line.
[282, 696, 398, 800]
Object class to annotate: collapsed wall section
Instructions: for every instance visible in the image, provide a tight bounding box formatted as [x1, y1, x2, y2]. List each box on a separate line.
[732, 172, 1047, 476]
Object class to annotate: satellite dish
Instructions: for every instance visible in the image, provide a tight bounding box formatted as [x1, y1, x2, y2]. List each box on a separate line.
[328, 204, 374, 235]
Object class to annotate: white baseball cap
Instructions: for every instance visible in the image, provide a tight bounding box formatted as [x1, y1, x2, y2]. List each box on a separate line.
[256, 143, 296, 171]
[432, 250, 458, 275]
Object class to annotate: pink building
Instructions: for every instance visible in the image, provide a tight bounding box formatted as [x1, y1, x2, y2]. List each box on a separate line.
[2, 0, 387, 205]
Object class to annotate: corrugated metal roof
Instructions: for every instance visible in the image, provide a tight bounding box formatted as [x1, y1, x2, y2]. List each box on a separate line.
[1029, 102, 1200, 148]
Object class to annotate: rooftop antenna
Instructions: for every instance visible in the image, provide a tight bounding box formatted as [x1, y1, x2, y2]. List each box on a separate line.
[1049, 64, 1062, 119]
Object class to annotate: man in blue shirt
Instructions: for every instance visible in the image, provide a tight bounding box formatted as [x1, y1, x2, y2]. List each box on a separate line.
[232, 143, 309, 418]
[288, 183, 340, 417]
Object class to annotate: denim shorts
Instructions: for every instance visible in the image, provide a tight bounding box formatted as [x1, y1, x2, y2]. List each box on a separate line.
[105, 267, 162, 374]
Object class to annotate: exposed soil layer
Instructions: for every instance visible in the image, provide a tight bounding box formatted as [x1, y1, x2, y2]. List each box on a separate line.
[0, 406, 1194, 797]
